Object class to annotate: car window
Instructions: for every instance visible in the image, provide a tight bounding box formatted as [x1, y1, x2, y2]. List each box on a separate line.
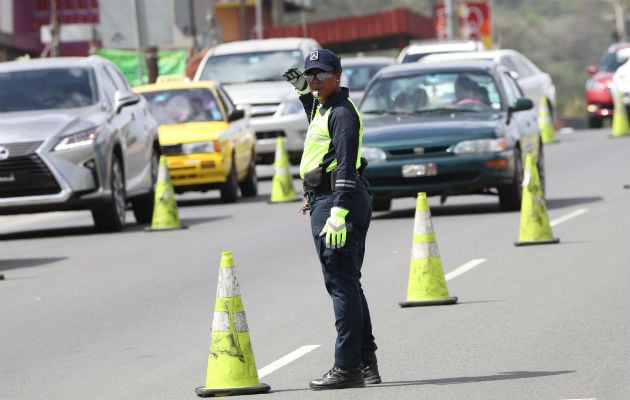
[104, 64, 131, 91]
[343, 64, 390, 91]
[361, 71, 500, 114]
[0, 67, 97, 112]
[96, 65, 116, 109]
[141, 88, 223, 124]
[500, 71, 523, 106]
[199, 50, 304, 84]
[598, 50, 628, 72]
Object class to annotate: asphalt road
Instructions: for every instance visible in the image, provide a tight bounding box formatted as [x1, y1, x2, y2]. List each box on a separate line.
[1, 128, 629, 400]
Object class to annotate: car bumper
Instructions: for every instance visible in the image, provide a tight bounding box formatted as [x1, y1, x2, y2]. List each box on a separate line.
[165, 153, 228, 189]
[250, 114, 308, 159]
[0, 141, 112, 213]
[364, 152, 515, 198]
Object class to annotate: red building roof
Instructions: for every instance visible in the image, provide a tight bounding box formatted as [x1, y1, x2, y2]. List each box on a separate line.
[264, 7, 436, 54]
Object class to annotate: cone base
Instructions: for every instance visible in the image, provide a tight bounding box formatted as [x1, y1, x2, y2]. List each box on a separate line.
[195, 382, 270, 397]
[267, 197, 300, 204]
[514, 237, 559, 246]
[399, 296, 458, 308]
[145, 225, 188, 232]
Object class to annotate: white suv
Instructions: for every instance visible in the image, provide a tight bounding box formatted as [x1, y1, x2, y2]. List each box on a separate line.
[193, 37, 321, 164]
[397, 39, 485, 63]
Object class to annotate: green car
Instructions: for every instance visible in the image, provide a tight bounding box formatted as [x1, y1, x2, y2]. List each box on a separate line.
[358, 60, 543, 212]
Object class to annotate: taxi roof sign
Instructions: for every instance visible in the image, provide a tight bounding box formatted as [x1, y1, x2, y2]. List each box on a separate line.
[156, 75, 189, 84]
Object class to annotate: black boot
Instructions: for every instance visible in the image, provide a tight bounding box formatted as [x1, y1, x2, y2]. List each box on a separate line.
[309, 365, 365, 390]
[360, 353, 381, 384]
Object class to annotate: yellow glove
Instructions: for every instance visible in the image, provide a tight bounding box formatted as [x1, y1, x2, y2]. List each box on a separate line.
[319, 207, 349, 249]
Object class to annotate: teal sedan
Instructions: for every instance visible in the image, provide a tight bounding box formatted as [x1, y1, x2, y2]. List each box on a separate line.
[358, 60, 543, 212]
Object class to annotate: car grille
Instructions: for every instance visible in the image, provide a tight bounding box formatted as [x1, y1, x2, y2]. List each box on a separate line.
[161, 144, 183, 155]
[255, 130, 285, 140]
[249, 103, 279, 118]
[368, 172, 479, 187]
[0, 141, 61, 198]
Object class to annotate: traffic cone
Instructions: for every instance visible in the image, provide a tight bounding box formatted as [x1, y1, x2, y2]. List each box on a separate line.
[145, 156, 186, 231]
[269, 137, 299, 203]
[399, 193, 458, 307]
[514, 153, 559, 246]
[611, 89, 630, 137]
[538, 97, 556, 144]
[195, 251, 270, 397]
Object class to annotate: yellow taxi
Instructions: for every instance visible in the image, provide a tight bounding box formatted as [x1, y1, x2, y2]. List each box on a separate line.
[135, 76, 257, 202]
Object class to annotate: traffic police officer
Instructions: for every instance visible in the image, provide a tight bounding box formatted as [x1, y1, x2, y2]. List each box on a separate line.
[283, 49, 380, 390]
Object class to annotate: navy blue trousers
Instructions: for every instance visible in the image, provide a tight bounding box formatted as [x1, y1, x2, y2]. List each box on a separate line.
[308, 180, 377, 369]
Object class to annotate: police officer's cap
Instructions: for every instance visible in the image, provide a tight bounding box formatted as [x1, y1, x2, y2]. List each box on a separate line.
[304, 49, 341, 73]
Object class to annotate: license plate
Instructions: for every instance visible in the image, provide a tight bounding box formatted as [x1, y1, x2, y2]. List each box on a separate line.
[402, 163, 437, 178]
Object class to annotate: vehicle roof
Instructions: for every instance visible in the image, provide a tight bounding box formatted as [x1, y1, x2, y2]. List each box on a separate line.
[0, 55, 108, 72]
[341, 56, 396, 66]
[606, 42, 630, 53]
[402, 39, 485, 55]
[419, 49, 522, 64]
[209, 37, 320, 54]
[375, 59, 501, 78]
[134, 78, 221, 93]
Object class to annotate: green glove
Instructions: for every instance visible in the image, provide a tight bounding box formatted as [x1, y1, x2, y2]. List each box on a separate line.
[319, 207, 349, 249]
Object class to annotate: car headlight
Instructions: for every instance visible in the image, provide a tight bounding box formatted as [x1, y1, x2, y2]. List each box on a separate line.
[361, 146, 387, 163]
[451, 138, 507, 154]
[280, 99, 304, 116]
[181, 140, 219, 154]
[54, 128, 99, 151]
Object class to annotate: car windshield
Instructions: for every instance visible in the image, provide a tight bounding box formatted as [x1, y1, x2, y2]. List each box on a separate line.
[342, 63, 391, 91]
[198, 50, 303, 84]
[598, 50, 629, 72]
[360, 71, 501, 115]
[141, 88, 223, 124]
[0, 67, 97, 112]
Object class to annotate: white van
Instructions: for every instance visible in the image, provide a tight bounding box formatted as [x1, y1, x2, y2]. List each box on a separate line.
[193, 37, 321, 164]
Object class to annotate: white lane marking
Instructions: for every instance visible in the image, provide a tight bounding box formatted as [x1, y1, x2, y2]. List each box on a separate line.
[562, 398, 597, 400]
[550, 208, 588, 227]
[445, 258, 486, 281]
[258, 345, 320, 379]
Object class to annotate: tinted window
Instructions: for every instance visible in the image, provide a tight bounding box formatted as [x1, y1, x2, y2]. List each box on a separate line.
[141, 88, 223, 124]
[361, 71, 500, 114]
[199, 50, 304, 84]
[598, 50, 628, 72]
[0, 67, 97, 112]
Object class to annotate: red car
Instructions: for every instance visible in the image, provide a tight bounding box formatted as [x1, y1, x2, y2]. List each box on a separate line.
[585, 42, 630, 128]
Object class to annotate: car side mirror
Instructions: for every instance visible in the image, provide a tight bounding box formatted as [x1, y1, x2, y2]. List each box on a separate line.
[114, 90, 141, 113]
[586, 65, 597, 75]
[510, 97, 534, 112]
[228, 108, 245, 122]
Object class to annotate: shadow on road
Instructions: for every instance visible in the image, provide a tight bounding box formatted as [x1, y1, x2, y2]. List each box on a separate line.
[0, 257, 66, 272]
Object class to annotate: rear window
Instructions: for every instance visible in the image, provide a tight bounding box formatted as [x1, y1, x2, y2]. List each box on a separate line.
[0, 67, 97, 112]
[198, 50, 304, 84]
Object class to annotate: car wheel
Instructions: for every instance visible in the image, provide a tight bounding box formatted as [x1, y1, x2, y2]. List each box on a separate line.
[498, 147, 523, 212]
[132, 149, 158, 224]
[92, 155, 126, 232]
[372, 196, 391, 212]
[220, 159, 239, 203]
[239, 156, 258, 197]
[588, 115, 603, 129]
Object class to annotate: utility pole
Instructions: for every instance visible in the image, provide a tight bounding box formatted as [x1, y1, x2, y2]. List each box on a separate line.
[50, 0, 59, 56]
[612, 0, 627, 41]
